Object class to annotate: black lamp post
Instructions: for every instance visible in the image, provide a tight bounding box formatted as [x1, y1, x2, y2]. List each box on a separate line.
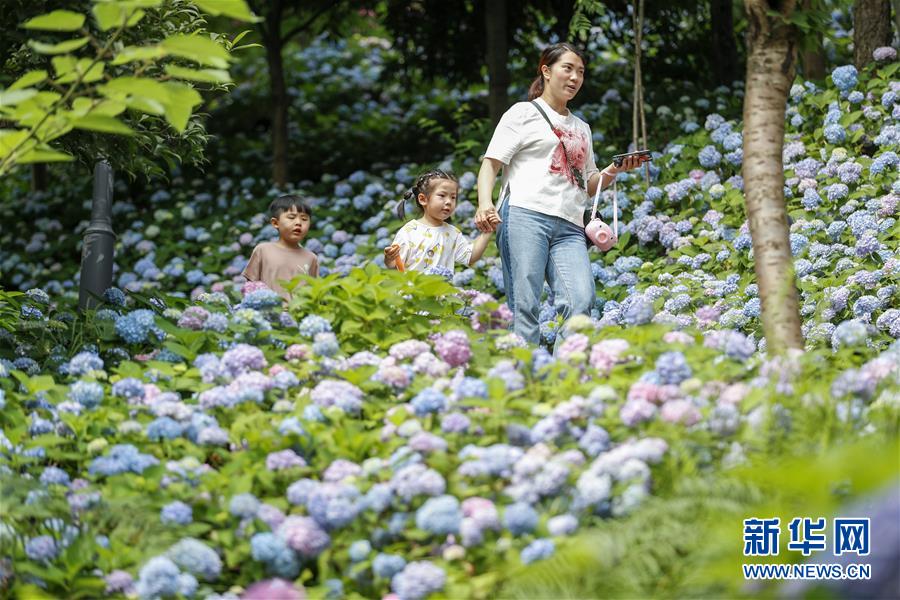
[78, 161, 116, 310]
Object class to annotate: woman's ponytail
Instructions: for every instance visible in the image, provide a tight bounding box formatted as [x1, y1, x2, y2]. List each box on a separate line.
[527, 76, 544, 101]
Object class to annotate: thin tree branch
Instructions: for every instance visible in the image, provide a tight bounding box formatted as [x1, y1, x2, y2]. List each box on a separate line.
[281, 1, 340, 44]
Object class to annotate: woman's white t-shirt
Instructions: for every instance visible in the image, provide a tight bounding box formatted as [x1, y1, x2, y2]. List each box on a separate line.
[391, 220, 473, 272]
[485, 97, 600, 227]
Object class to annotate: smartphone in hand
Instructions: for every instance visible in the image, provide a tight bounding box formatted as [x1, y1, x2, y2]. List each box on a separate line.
[612, 150, 653, 167]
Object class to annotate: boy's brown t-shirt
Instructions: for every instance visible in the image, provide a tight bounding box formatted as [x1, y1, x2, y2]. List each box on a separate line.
[241, 241, 318, 299]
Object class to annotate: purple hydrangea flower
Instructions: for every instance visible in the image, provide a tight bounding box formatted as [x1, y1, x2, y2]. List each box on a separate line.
[310, 379, 364, 414]
[391, 561, 446, 600]
[277, 516, 330, 558]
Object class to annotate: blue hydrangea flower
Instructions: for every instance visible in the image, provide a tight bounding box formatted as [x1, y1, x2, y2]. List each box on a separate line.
[832, 320, 869, 350]
[307, 483, 360, 530]
[373, 553, 407, 579]
[39, 466, 70, 486]
[503, 502, 538, 536]
[411, 388, 447, 416]
[115, 309, 157, 344]
[824, 124, 846, 144]
[831, 65, 858, 91]
[68, 380, 104, 408]
[298, 314, 332, 338]
[229, 493, 261, 519]
[521, 538, 555, 564]
[391, 561, 446, 600]
[414, 495, 462, 536]
[655, 351, 692, 385]
[161, 501, 193, 525]
[348, 540, 372, 562]
[166, 538, 221, 581]
[147, 417, 183, 441]
[698, 145, 722, 168]
[65, 352, 104, 376]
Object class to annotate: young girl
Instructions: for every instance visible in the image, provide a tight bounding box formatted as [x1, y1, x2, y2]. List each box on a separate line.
[384, 169, 498, 275]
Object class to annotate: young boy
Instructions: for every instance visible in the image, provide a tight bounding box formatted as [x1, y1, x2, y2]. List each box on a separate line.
[241, 195, 318, 300]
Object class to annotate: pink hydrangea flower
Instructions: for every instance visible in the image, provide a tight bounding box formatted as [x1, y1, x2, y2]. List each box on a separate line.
[242, 579, 305, 600]
[389, 340, 431, 361]
[241, 280, 269, 296]
[660, 399, 701, 426]
[434, 330, 471, 367]
[620, 399, 657, 426]
[589, 339, 629, 373]
[412, 352, 450, 378]
[663, 331, 694, 345]
[377, 364, 411, 389]
[285, 344, 309, 361]
[719, 383, 749, 406]
[558, 333, 590, 359]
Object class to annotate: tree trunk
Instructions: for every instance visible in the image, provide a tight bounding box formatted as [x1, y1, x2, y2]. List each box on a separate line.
[551, 0, 576, 42]
[894, 0, 900, 42]
[484, 0, 509, 125]
[853, 0, 892, 70]
[264, 3, 289, 187]
[710, 0, 740, 85]
[31, 163, 49, 192]
[799, 0, 826, 79]
[742, 0, 804, 353]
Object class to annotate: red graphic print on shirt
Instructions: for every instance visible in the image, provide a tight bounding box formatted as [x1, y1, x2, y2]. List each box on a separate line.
[548, 125, 589, 190]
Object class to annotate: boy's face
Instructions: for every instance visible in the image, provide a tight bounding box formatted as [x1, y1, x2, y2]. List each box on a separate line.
[271, 206, 310, 245]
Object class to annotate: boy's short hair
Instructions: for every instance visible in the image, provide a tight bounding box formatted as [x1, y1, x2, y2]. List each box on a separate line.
[269, 194, 312, 219]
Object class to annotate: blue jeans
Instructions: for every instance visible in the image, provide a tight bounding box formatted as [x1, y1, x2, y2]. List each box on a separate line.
[497, 202, 595, 347]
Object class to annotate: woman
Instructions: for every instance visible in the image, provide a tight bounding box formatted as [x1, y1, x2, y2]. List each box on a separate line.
[475, 42, 645, 348]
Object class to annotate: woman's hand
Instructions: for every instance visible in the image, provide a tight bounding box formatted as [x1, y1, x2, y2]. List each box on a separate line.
[475, 205, 500, 233]
[607, 154, 649, 175]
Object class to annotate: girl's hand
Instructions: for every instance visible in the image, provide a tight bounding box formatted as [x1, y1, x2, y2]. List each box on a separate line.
[384, 244, 400, 263]
[475, 205, 500, 233]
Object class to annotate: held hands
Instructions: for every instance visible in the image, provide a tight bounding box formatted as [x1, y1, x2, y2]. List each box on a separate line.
[384, 244, 401, 266]
[474, 206, 502, 233]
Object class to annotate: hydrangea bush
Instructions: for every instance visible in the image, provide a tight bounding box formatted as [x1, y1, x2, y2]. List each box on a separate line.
[0, 39, 898, 600]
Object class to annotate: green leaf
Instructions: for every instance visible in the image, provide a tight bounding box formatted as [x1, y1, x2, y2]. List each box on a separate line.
[193, 0, 260, 22]
[100, 76, 171, 103]
[51, 55, 77, 78]
[92, 2, 154, 31]
[55, 59, 104, 84]
[163, 64, 231, 83]
[9, 70, 48, 91]
[161, 34, 230, 68]
[17, 147, 74, 163]
[161, 82, 201, 131]
[28, 37, 90, 55]
[23, 10, 86, 31]
[71, 114, 134, 135]
[0, 89, 38, 106]
[110, 45, 165, 65]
